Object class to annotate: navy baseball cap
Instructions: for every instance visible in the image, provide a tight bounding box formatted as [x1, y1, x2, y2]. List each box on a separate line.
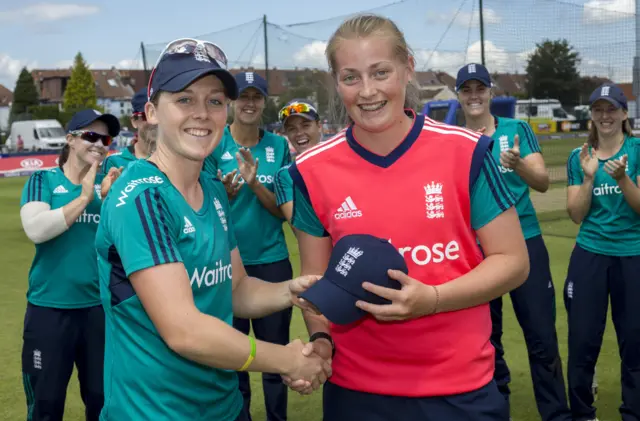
[299, 234, 409, 325]
[66, 109, 120, 137]
[235, 72, 268, 97]
[279, 99, 320, 124]
[456, 63, 492, 91]
[589, 84, 628, 110]
[131, 88, 148, 114]
[149, 43, 238, 101]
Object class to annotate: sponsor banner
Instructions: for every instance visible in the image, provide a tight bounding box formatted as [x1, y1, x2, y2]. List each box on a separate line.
[0, 154, 59, 177]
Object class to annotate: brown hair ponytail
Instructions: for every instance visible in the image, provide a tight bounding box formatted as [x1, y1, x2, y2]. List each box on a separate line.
[58, 144, 70, 168]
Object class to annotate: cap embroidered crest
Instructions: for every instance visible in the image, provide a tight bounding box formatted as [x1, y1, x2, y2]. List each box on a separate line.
[468, 64, 476, 73]
[246, 72, 254, 83]
[601, 86, 610, 96]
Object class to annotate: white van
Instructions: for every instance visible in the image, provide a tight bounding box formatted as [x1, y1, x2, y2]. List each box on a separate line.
[7, 120, 67, 151]
[515, 99, 576, 121]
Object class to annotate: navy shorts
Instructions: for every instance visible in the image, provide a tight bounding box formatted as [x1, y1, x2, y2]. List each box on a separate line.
[322, 380, 508, 421]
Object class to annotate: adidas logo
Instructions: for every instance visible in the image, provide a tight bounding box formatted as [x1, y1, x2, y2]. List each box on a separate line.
[221, 151, 234, 160]
[183, 216, 196, 234]
[334, 196, 362, 220]
[53, 185, 68, 194]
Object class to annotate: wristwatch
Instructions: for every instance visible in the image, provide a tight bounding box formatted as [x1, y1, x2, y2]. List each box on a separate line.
[309, 332, 336, 358]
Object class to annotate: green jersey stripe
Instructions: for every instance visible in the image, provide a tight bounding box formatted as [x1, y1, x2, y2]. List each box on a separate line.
[144, 189, 178, 265]
[482, 151, 514, 211]
[567, 148, 580, 185]
[521, 122, 541, 154]
[135, 193, 161, 266]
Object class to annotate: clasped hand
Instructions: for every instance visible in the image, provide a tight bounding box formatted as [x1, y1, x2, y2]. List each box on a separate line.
[282, 339, 333, 395]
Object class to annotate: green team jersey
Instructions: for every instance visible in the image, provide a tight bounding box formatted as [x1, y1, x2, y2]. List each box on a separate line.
[567, 135, 640, 256]
[96, 160, 242, 421]
[292, 150, 516, 236]
[203, 127, 291, 265]
[20, 168, 104, 308]
[491, 116, 542, 239]
[275, 164, 293, 207]
[101, 146, 138, 174]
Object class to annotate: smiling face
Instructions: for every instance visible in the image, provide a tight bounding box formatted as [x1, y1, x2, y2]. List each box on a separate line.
[233, 87, 265, 126]
[146, 74, 229, 162]
[333, 36, 413, 134]
[67, 119, 109, 166]
[591, 99, 627, 138]
[283, 115, 322, 154]
[457, 80, 491, 118]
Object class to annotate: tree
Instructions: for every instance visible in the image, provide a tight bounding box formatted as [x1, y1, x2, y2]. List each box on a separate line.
[10, 67, 39, 124]
[525, 39, 581, 106]
[63, 52, 97, 112]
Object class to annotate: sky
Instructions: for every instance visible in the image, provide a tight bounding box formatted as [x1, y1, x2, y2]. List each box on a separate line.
[0, 0, 636, 90]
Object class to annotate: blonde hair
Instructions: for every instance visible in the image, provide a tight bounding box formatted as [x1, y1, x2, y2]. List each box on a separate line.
[325, 14, 421, 126]
[588, 112, 633, 149]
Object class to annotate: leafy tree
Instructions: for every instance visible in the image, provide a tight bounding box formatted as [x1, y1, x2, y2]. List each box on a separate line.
[63, 52, 97, 112]
[525, 39, 581, 105]
[10, 67, 39, 124]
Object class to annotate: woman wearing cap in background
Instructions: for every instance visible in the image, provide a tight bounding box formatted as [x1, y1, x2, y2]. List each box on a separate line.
[565, 83, 640, 421]
[274, 99, 323, 222]
[203, 71, 294, 421]
[96, 38, 329, 421]
[19, 109, 121, 421]
[285, 14, 529, 421]
[101, 87, 157, 175]
[456, 63, 570, 421]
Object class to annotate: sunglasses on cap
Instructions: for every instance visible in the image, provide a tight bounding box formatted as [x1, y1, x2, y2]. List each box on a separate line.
[279, 102, 318, 122]
[147, 38, 229, 98]
[69, 130, 113, 147]
[131, 112, 146, 122]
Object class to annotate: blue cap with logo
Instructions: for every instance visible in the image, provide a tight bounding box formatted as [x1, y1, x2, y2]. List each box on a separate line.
[456, 63, 492, 91]
[589, 84, 628, 110]
[299, 234, 408, 325]
[235, 71, 268, 97]
[279, 99, 320, 124]
[149, 45, 238, 101]
[66, 109, 120, 137]
[131, 88, 148, 114]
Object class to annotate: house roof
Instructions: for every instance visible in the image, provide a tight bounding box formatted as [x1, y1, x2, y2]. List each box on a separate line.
[0, 84, 13, 107]
[618, 83, 635, 101]
[31, 68, 135, 101]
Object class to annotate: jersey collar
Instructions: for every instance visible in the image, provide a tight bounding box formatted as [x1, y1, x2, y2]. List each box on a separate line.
[345, 110, 424, 168]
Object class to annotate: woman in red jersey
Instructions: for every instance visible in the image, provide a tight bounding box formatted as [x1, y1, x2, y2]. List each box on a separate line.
[284, 14, 530, 421]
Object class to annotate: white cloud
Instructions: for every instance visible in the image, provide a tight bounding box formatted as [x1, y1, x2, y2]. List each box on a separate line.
[583, 0, 634, 23]
[0, 53, 37, 89]
[54, 59, 73, 68]
[250, 54, 265, 68]
[293, 41, 328, 69]
[0, 3, 99, 23]
[417, 40, 528, 74]
[427, 8, 501, 28]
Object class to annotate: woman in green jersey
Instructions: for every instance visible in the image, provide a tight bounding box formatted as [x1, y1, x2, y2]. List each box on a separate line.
[203, 71, 295, 421]
[456, 63, 571, 421]
[95, 38, 330, 421]
[274, 99, 323, 221]
[19, 109, 121, 421]
[565, 83, 640, 421]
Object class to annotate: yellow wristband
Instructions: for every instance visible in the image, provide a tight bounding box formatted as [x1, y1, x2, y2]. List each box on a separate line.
[239, 336, 256, 371]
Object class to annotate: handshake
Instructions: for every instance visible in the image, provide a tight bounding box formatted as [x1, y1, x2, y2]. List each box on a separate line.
[281, 338, 333, 395]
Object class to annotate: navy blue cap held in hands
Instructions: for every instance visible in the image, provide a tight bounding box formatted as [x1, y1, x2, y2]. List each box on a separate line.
[299, 234, 409, 325]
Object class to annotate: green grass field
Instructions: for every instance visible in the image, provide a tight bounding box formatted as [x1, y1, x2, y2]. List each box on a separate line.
[539, 136, 585, 167]
[0, 176, 623, 421]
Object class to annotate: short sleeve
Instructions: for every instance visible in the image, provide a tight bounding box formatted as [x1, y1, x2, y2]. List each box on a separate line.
[567, 148, 583, 186]
[107, 187, 183, 276]
[275, 166, 293, 206]
[21, 171, 51, 206]
[516, 121, 541, 159]
[291, 185, 328, 237]
[470, 150, 516, 230]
